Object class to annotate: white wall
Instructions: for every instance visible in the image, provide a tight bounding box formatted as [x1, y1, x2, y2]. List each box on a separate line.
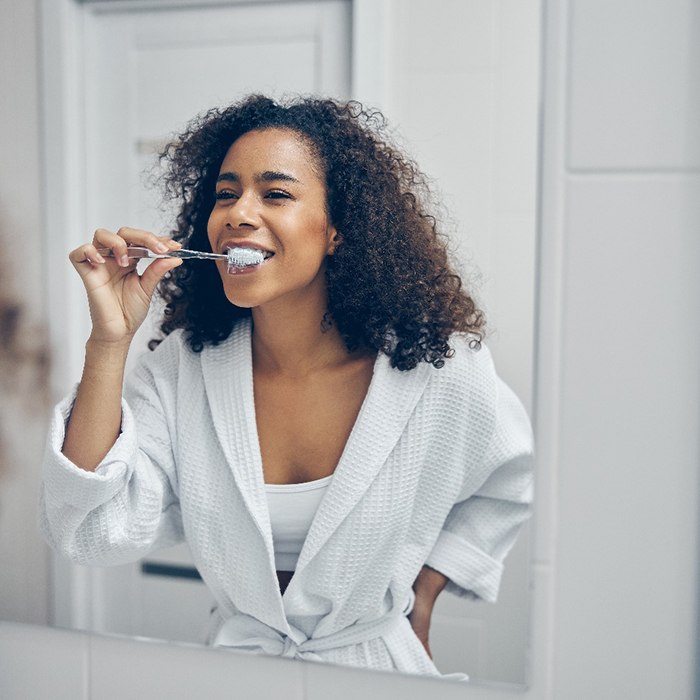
[545, 1, 700, 697]
[1, 1, 699, 699]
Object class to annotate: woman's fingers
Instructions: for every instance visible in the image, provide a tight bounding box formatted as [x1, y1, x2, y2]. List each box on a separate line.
[139, 257, 183, 299]
[92, 228, 131, 266]
[88, 227, 182, 265]
[68, 242, 115, 282]
[66, 227, 186, 345]
[110, 227, 182, 253]
[70, 228, 183, 273]
[69, 243, 105, 267]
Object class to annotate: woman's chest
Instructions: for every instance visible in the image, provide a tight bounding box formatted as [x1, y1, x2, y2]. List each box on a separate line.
[253, 361, 374, 485]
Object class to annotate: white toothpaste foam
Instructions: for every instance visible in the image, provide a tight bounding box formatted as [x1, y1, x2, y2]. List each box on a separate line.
[226, 247, 265, 268]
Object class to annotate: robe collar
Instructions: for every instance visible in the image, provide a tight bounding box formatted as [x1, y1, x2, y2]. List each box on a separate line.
[200, 319, 432, 612]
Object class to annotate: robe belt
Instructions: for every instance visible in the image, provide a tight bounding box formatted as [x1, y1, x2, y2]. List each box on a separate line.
[213, 604, 407, 662]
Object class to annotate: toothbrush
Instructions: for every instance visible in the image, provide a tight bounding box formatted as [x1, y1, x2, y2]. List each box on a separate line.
[95, 245, 266, 268]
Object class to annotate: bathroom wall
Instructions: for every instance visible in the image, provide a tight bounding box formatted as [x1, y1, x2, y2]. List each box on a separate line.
[545, 1, 700, 696]
[0, 0, 51, 627]
[1, 1, 699, 700]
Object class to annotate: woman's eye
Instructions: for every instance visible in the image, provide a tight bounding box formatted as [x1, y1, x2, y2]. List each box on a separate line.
[265, 190, 292, 200]
[215, 190, 238, 201]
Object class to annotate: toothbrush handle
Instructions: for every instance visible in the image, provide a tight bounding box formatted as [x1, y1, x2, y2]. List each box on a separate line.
[96, 246, 156, 259]
[96, 246, 226, 261]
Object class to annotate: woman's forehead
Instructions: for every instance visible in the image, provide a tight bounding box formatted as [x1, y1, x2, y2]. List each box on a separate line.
[221, 127, 322, 179]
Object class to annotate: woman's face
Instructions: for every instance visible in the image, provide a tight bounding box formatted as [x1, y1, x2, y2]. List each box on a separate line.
[207, 127, 337, 311]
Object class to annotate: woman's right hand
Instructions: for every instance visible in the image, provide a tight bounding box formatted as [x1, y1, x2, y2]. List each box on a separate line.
[69, 227, 183, 346]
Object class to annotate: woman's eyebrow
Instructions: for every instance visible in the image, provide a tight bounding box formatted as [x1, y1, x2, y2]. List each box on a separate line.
[216, 172, 239, 184]
[215, 171, 301, 184]
[256, 170, 301, 184]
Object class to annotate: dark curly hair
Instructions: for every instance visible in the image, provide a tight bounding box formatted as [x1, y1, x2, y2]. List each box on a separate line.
[152, 94, 484, 370]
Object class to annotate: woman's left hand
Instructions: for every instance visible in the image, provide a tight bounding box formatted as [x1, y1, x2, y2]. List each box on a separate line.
[409, 565, 448, 658]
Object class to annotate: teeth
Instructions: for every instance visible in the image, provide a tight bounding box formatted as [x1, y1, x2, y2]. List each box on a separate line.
[226, 247, 269, 267]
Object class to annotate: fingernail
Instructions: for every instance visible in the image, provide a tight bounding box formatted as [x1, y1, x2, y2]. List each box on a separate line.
[155, 242, 169, 253]
[95, 253, 106, 263]
[119, 255, 129, 267]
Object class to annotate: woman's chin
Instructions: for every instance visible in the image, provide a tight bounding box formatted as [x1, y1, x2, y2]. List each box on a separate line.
[224, 294, 257, 310]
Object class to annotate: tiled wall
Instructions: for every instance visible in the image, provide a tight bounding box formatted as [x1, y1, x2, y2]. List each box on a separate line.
[547, 0, 700, 697]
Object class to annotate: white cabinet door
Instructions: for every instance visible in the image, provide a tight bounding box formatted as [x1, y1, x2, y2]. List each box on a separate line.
[79, 0, 351, 641]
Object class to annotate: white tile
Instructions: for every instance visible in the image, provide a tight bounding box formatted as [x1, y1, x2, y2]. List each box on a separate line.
[0, 623, 88, 700]
[552, 176, 700, 699]
[568, 0, 700, 170]
[90, 633, 304, 700]
[303, 660, 470, 700]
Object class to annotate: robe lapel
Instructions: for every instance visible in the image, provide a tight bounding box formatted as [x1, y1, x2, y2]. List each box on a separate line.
[200, 320, 289, 628]
[292, 353, 433, 579]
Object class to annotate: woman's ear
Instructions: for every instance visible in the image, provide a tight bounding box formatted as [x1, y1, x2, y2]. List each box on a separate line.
[327, 228, 342, 255]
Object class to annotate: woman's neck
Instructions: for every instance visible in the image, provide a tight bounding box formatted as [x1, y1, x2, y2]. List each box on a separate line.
[250, 303, 350, 378]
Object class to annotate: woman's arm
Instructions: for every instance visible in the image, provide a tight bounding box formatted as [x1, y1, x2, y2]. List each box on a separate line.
[40, 336, 186, 566]
[62, 338, 130, 470]
[63, 227, 182, 471]
[409, 564, 448, 658]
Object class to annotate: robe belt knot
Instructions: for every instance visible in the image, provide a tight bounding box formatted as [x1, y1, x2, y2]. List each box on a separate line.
[213, 605, 406, 661]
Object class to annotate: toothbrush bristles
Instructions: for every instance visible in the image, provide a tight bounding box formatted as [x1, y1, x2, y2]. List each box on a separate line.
[226, 247, 265, 267]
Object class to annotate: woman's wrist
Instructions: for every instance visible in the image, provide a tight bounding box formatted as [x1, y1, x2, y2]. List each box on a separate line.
[413, 565, 449, 600]
[84, 336, 131, 371]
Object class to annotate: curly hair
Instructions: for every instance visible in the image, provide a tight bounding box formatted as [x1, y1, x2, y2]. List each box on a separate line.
[152, 94, 484, 370]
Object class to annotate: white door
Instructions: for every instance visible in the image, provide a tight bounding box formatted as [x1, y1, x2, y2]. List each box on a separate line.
[79, 0, 351, 642]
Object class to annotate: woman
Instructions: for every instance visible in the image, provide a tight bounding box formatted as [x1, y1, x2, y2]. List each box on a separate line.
[40, 95, 533, 677]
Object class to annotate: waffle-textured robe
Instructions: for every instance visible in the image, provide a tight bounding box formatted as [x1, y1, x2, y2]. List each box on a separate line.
[40, 319, 533, 677]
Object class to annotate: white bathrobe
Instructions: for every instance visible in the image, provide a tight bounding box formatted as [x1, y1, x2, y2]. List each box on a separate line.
[40, 319, 533, 677]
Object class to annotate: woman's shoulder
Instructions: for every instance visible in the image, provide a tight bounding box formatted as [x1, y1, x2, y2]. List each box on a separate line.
[136, 321, 249, 377]
[435, 333, 496, 383]
[422, 333, 501, 418]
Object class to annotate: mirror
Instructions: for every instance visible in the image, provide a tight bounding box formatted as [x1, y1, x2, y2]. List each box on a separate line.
[2, 0, 541, 689]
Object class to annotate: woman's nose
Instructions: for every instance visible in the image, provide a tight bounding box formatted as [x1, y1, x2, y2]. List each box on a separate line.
[225, 191, 260, 230]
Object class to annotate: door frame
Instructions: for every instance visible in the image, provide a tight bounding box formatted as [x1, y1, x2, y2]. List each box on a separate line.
[39, 0, 387, 631]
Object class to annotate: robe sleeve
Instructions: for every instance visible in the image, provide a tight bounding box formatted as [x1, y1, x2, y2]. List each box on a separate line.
[39, 348, 184, 566]
[424, 373, 534, 602]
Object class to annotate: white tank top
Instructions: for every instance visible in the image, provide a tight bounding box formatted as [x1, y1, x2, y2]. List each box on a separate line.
[265, 474, 333, 571]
